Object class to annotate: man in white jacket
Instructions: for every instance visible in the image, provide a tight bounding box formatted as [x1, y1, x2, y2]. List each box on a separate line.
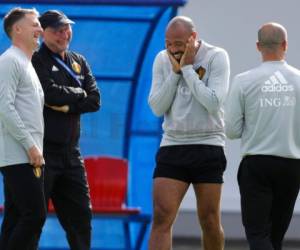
[148, 16, 230, 250]
[225, 23, 300, 250]
[0, 7, 45, 250]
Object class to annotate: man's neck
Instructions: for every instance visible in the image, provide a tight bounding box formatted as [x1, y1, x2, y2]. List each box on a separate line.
[13, 41, 33, 60]
[262, 52, 285, 62]
[43, 43, 66, 60]
[57, 51, 66, 60]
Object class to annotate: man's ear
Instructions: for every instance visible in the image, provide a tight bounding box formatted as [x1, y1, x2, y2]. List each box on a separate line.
[191, 31, 197, 39]
[256, 41, 261, 52]
[282, 40, 288, 52]
[13, 23, 22, 35]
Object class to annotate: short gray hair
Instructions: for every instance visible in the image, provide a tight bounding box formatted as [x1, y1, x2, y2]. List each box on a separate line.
[258, 22, 287, 51]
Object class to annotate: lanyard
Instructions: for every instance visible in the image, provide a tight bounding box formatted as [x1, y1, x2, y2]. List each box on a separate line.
[52, 55, 82, 87]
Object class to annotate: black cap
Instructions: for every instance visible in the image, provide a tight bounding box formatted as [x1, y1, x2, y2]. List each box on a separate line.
[39, 10, 74, 30]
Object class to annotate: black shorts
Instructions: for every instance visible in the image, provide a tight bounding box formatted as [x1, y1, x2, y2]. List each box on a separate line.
[153, 144, 226, 184]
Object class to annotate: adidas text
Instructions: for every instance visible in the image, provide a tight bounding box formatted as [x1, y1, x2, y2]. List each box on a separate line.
[261, 84, 294, 92]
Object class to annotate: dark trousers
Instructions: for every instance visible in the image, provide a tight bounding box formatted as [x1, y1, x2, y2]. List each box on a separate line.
[0, 164, 46, 250]
[31, 146, 92, 250]
[238, 155, 300, 250]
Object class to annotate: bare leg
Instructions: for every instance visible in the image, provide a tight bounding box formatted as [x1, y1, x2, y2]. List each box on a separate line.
[149, 177, 189, 250]
[193, 183, 224, 250]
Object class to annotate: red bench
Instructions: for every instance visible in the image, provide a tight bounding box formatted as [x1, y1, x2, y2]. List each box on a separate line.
[49, 156, 151, 249]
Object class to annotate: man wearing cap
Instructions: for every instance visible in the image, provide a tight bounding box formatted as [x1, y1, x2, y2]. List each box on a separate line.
[31, 10, 100, 250]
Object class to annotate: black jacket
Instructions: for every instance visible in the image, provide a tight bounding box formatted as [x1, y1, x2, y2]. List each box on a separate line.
[32, 43, 100, 148]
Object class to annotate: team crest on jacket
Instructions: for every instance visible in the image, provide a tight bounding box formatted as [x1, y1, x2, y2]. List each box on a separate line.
[196, 66, 206, 80]
[72, 61, 81, 74]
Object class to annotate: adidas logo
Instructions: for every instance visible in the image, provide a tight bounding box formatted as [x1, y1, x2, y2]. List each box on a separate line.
[261, 71, 294, 92]
[52, 65, 59, 72]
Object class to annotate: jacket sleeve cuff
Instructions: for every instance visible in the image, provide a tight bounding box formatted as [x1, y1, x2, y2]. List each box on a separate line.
[21, 135, 35, 151]
[181, 64, 194, 75]
[169, 71, 181, 83]
[67, 104, 78, 114]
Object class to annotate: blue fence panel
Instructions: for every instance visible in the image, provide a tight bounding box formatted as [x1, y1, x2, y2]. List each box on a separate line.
[81, 80, 131, 157]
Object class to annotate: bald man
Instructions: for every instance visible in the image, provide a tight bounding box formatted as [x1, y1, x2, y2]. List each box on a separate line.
[148, 16, 230, 250]
[225, 23, 300, 250]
